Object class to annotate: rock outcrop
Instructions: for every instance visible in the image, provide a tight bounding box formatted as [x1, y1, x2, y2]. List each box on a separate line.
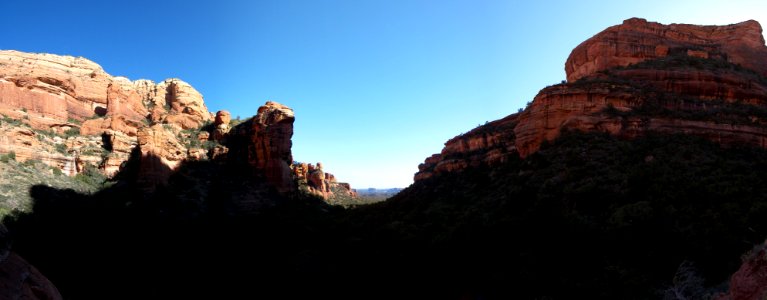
[416, 18, 767, 181]
[228, 101, 296, 194]
[566, 18, 767, 82]
[136, 124, 187, 190]
[0, 50, 212, 177]
[0, 50, 357, 204]
[250, 101, 295, 194]
[415, 114, 519, 181]
[292, 161, 358, 199]
[213, 110, 231, 141]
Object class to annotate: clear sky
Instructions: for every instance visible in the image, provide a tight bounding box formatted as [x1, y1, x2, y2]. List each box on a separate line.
[2, 0, 766, 188]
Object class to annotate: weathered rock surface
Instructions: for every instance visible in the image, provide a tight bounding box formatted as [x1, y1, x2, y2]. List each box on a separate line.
[415, 114, 519, 181]
[416, 18, 767, 180]
[213, 110, 231, 141]
[136, 124, 187, 190]
[566, 18, 767, 82]
[292, 161, 357, 200]
[0, 50, 213, 178]
[227, 101, 296, 194]
[0, 50, 356, 203]
[291, 162, 356, 200]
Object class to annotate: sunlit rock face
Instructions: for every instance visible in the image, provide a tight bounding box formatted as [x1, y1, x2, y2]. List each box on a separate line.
[0, 50, 212, 177]
[292, 162, 358, 199]
[416, 18, 767, 181]
[213, 110, 231, 141]
[565, 18, 767, 82]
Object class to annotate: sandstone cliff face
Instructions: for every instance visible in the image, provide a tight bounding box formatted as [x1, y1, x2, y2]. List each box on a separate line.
[136, 124, 187, 190]
[0, 50, 356, 204]
[566, 18, 767, 82]
[415, 113, 519, 181]
[227, 101, 296, 194]
[251, 101, 295, 194]
[213, 110, 231, 141]
[0, 50, 212, 178]
[416, 18, 767, 181]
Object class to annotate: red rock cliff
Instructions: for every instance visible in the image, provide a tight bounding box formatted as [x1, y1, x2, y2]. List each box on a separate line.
[292, 161, 358, 200]
[226, 101, 296, 194]
[0, 50, 212, 178]
[566, 18, 767, 82]
[416, 18, 767, 181]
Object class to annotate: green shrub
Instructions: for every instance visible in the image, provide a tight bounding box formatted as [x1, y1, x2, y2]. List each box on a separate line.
[0, 151, 16, 163]
[63, 127, 80, 138]
[52, 167, 64, 176]
[80, 147, 104, 157]
[202, 140, 219, 150]
[55, 143, 68, 154]
[20, 158, 41, 168]
[34, 129, 55, 138]
[1, 114, 22, 127]
[74, 164, 106, 188]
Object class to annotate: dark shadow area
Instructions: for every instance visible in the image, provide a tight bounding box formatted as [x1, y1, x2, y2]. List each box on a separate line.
[4, 130, 767, 299]
[100, 132, 112, 152]
[1, 146, 345, 298]
[94, 106, 107, 116]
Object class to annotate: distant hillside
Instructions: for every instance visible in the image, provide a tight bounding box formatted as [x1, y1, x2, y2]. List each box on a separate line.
[356, 188, 402, 197]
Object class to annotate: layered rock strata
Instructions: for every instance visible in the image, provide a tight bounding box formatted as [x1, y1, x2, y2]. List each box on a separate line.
[0, 50, 211, 177]
[416, 18, 767, 180]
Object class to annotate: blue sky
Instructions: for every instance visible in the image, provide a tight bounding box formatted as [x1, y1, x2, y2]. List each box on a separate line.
[2, 1, 766, 188]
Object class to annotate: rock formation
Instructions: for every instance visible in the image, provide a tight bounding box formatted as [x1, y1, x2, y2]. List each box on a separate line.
[415, 114, 518, 181]
[226, 101, 296, 194]
[415, 18, 767, 181]
[0, 50, 211, 178]
[291, 161, 358, 199]
[566, 18, 767, 82]
[136, 124, 187, 190]
[249, 101, 295, 194]
[0, 50, 357, 204]
[213, 110, 231, 141]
